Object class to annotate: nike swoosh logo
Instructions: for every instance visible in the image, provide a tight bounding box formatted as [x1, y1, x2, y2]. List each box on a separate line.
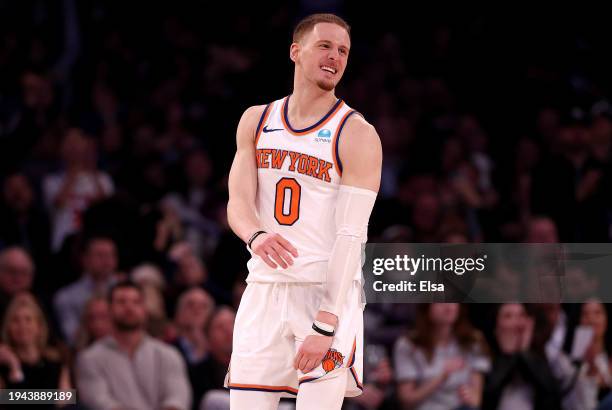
[262, 125, 283, 133]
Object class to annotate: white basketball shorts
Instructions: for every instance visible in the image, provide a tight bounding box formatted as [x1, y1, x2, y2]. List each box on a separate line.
[225, 280, 364, 398]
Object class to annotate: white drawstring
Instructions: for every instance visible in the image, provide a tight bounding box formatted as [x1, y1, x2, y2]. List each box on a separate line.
[280, 283, 289, 324]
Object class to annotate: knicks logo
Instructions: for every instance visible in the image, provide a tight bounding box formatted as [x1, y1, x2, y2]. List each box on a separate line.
[321, 348, 344, 373]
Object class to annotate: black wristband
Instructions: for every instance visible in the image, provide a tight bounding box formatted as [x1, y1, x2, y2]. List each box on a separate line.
[312, 323, 335, 337]
[247, 230, 267, 250]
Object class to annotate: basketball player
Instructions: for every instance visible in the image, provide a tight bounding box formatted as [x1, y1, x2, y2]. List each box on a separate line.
[226, 13, 382, 409]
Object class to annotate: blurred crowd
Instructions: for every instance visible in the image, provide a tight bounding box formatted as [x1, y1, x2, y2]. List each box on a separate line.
[2, 1, 612, 409]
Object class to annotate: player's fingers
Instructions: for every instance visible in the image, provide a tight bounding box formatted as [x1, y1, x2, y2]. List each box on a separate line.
[258, 251, 277, 269]
[303, 358, 316, 373]
[268, 248, 288, 269]
[276, 235, 299, 257]
[298, 355, 309, 371]
[271, 242, 293, 266]
[303, 359, 317, 373]
[294, 351, 303, 369]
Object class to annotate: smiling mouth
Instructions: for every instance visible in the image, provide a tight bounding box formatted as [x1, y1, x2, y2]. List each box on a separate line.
[321, 65, 337, 74]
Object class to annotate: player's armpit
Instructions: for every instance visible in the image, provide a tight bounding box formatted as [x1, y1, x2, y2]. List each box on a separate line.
[227, 105, 267, 244]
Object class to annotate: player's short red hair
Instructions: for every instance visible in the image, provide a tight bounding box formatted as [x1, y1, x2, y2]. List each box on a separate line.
[292, 13, 351, 43]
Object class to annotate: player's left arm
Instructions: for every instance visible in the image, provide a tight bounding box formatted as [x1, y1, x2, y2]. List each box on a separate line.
[318, 114, 381, 323]
[294, 115, 382, 373]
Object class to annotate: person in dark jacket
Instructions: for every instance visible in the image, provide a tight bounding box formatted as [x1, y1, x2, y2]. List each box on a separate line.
[483, 303, 563, 410]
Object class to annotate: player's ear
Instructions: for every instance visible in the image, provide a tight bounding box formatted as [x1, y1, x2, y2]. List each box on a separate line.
[290, 42, 299, 63]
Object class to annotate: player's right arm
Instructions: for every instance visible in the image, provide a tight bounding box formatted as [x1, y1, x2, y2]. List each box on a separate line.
[227, 105, 298, 269]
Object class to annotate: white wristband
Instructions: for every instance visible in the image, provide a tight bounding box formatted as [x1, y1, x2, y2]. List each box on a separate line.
[313, 320, 335, 333]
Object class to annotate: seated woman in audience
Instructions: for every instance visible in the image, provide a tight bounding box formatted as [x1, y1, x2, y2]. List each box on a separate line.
[172, 287, 215, 365]
[0, 295, 71, 397]
[579, 300, 611, 408]
[482, 303, 566, 410]
[74, 295, 112, 351]
[394, 303, 490, 410]
[131, 263, 170, 339]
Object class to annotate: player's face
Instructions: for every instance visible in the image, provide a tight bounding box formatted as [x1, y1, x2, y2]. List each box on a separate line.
[293, 23, 350, 91]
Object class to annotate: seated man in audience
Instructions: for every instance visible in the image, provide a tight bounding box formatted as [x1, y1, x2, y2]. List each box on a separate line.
[77, 280, 191, 410]
[54, 236, 118, 344]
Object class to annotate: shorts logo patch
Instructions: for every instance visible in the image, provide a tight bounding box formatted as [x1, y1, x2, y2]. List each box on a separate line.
[321, 348, 344, 373]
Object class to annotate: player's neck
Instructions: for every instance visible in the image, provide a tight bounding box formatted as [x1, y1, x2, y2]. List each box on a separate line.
[289, 85, 337, 127]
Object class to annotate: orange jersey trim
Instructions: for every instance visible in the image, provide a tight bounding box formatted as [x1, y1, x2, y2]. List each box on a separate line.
[350, 367, 363, 390]
[254, 104, 272, 147]
[346, 337, 357, 368]
[227, 382, 298, 395]
[346, 337, 362, 390]
[298, 376, 319, 384]
[332, 110, 359, 177]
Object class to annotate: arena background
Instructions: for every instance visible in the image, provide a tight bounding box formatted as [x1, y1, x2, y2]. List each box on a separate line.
[1, 1, 612, 409]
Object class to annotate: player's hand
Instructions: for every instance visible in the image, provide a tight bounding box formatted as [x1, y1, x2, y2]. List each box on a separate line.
[294, 335, 333, 373]
[251, 232, 298, 269]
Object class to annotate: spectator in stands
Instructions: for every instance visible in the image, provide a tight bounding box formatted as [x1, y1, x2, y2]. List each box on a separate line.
[540, 303, 569, 360]
[531, 113, 609, 241]
[537, 303, 592, 410]
[410, 193, 442, 243]
[0, 247, 35, 318]
[525, 216, 559, 243]
[74, 296, 112, 351]
[579, 300, 611, 409]
[131, 263, 171, 339]
[54, 236, 118, 344]
[0, 295, 71, 397]
[482, 303, 563, 410]
[347, 353, 394, 410]
[162, 148, 220, 258]
[166, 241, 226, 312]
[43, 128, 114, 251]
[77, 280, 191, 410]
[394, 303, 490, 410]
[173, 287, 215, 365]
[192, 306, 234, 410]
[0, 172, 51, 269]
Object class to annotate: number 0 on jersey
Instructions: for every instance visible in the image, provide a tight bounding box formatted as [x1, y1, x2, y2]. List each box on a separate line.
[274, 178, 301, 225]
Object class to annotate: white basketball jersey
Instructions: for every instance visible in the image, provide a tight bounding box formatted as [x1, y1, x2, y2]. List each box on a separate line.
[246, 95, 359, 283]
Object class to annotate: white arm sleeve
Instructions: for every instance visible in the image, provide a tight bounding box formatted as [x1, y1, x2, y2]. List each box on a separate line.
[319, 185, 377, 318]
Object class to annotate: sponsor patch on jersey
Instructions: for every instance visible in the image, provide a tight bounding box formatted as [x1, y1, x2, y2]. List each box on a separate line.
[315, 129, 332, 143]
